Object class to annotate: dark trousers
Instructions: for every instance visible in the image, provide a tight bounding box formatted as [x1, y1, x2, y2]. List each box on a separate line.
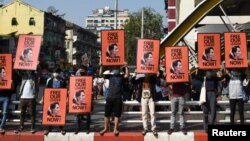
[76, 114, 91, 130]
[229, 99, 244, 124]
[20, 99, 36, 128]
[202, 91, 217, 130]
[47, 126, 64, 131]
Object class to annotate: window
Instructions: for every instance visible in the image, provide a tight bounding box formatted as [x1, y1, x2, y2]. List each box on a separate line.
[11, 17, 18, 26]
[29, 17, 35, 26]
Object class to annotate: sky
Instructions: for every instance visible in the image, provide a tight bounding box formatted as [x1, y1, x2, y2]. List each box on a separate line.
[2, 0, 167, 28]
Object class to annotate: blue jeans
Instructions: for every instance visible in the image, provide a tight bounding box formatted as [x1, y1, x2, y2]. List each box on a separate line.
[0, 96, 10, 129]
[170, 96, 185, 129]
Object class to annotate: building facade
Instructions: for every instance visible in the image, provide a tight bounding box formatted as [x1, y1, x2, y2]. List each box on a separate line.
[65, 21, 99, 67]
[0, 0, 99, 70]
[85, 6, 130, 36]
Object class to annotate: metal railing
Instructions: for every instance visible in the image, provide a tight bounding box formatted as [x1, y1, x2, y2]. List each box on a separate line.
[1, 100, 250, 124]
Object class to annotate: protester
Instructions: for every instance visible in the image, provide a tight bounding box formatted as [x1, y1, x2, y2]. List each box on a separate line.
[99, 63, 128, 136]
[102, 70, 111, 100]
[227, 69, 245, 125]
[168, 82, 189, 135]
[191, 69, 204, 111]
[93, 73, 104, 99]
[201, 70, 222, 132]
[74, 65, 92, 134]
[44, 67, 67, 135]
[14, 70, 39, 134]
[0, 78, 16, 134]
[134, 73, 158, 136]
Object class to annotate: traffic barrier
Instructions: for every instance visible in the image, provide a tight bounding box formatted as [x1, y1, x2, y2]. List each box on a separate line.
[194, 131, 208, 141]
[94, 132, 143, 141]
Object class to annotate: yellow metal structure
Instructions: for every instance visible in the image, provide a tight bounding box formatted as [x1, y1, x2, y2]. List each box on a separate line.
[160, 0, 224, 57]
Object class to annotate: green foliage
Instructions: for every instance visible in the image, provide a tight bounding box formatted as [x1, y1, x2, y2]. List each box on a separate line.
[124, 7, 164, 65]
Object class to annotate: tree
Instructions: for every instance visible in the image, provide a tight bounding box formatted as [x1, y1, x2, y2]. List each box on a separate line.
[124, 7, 164, 65]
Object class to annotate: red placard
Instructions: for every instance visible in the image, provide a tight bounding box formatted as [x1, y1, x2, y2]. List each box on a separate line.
[198, 33, 221, 69]
[42, 88, 67, 125]
[0, 54, 12, 89]
[165, 46, 189, 83]
[14, 34, 42, 70]
[68, 76, 93, 113]
[224, 32, 248, 68]
[136, 39, 160, 74]
[101, 30, 125, 66]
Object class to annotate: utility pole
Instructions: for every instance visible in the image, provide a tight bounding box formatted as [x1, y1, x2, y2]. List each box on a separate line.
[141, 8, 144, 38]
[114, 0, 118, 29]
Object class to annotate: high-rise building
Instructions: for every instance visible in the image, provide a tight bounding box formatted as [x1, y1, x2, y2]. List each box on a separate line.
[85, 6, 130, 37]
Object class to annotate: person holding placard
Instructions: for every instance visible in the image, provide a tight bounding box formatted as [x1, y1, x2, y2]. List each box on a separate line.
[43, 68, 66, 135]
[14, 70, 39, 134]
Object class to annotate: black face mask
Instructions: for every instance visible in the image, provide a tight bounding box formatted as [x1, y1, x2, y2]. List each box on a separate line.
[80, 72, 86, 76]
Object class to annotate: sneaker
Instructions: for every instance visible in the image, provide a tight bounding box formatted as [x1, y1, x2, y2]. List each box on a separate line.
[168, 128, 174, 135]
[61, 130, 66, 135]
[142, 129, 148, 136]
[114, 130, 119, 136]
[181, 128, 187, 135]
[152, 130, 158, 136]
[44, 130, 50, 135]
[74, 128, 79, 134]
[86, 129, 90, 134]
[14, 127, 23, 133]
[0, 128, 5, 134]
[30, 128, 36, 134]
[99, 129, 107, 136]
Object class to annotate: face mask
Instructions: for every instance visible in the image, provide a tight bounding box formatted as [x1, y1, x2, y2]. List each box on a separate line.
[53, 73, 59, 78]
[80, 72, 86, 76]
[26, 71, 31, 75]
[206, 71, 213, 78]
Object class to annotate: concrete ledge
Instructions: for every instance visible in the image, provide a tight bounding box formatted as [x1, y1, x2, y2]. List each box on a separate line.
[69, 132, 94, 141]
[0, 131, 208, 141]
[44, 132, 69, 141]
[94, 132, 143, 141]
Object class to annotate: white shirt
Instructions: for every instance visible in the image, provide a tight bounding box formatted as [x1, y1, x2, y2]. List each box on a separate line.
[21, 80, 35, 99]
[93, 77, 104, 86]
[103, 79, 110, 92]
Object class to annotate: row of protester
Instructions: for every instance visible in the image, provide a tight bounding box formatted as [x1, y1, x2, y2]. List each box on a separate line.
[0, 31, 249, 137]
[1, 65, 249, 136]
